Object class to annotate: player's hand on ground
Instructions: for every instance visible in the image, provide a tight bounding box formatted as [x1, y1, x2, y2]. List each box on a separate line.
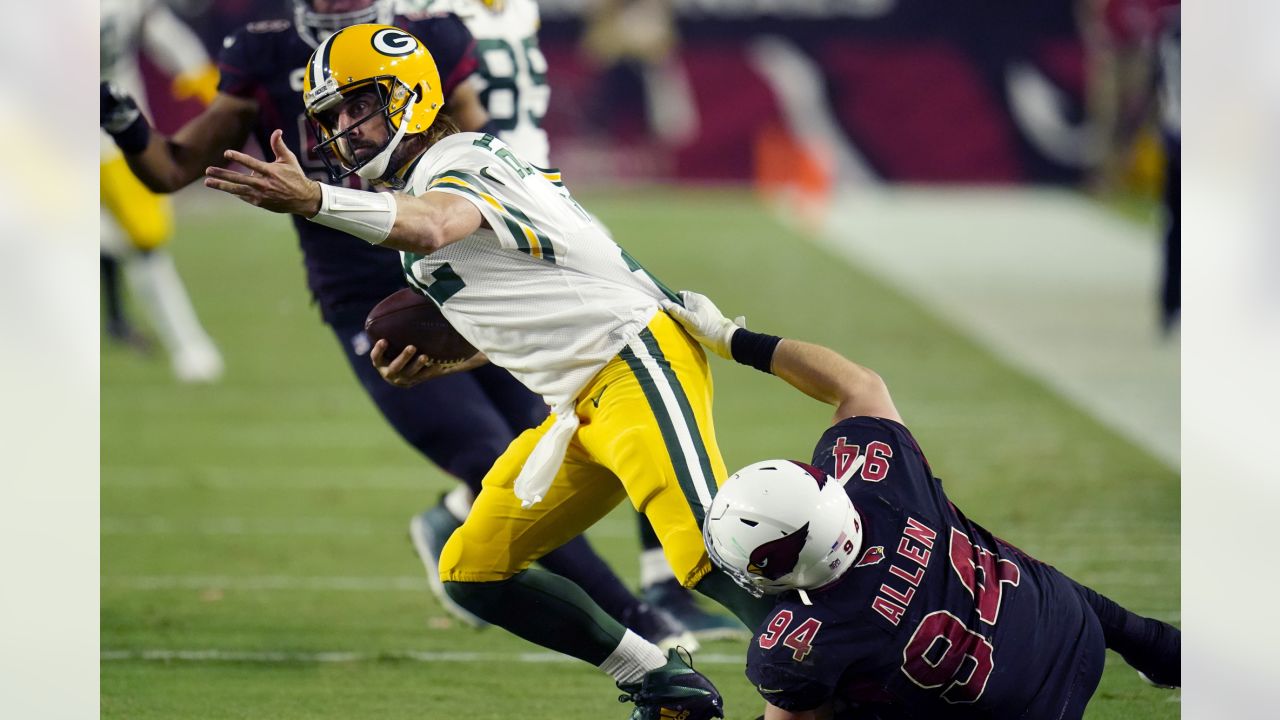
[204, 129, 321, 216]
[370, 339, 487, 387]
[661, 290, 744, 360]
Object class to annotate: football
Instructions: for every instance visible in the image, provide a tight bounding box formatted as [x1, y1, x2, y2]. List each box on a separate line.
[364, 288, 477, 364]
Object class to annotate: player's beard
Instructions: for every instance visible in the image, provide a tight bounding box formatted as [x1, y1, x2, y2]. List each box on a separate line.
[383, 116, 460, 187]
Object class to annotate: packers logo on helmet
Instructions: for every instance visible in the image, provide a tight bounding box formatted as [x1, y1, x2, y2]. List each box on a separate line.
[302, 23, 444, 184]
[370, 28, 417, 56]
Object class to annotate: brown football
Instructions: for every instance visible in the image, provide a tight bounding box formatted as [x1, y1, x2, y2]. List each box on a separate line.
[364, 288, 477, 364]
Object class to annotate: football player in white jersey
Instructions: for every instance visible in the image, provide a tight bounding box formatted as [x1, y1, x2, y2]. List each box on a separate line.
[403, 0, 744, 638]
[403, 0, 551, 166]
[204, 24, 775, 719]
[100, 0, 224, 382]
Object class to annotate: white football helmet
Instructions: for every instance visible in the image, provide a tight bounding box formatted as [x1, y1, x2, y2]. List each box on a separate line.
[703, 460, 863, 597]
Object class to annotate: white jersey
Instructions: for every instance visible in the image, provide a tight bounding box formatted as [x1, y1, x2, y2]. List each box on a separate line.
[401, 132, 667, 407]
[100, 0, 211, 160]
[412, 0, 551, 166]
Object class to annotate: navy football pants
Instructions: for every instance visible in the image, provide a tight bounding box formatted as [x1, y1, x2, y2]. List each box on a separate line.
[330, 310, 548, 492]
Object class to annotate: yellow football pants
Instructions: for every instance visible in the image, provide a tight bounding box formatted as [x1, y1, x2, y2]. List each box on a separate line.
[101, 155, 172, 250]
[439, 310, 727, 588]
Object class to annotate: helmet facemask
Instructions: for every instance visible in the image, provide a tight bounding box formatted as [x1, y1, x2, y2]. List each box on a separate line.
[293, 0, 393, 48]
[307, 76, 418, 183]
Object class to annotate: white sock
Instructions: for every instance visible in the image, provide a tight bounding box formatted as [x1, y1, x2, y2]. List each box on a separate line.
[639, 549, 676, 589]
[443, 485, 473, 523]
[599, 629, 666, 686]
[127, 250, 222, 381]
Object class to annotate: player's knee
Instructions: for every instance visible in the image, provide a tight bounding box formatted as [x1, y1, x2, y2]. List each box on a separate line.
[438, 522, 513, 583]
[442, 578, 512, 620]
[128, 224, 171, 251]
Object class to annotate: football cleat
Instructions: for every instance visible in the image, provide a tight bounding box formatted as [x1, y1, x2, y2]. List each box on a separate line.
[621, 601, 700, 655]
[409, 501, 487, 628]
[171, 341, 224, 384]
[618, 648, 724, 720]
[644, 580, 749, 642]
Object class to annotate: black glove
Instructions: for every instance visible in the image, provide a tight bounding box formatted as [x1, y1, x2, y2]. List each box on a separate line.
[100, 81, 150, 153]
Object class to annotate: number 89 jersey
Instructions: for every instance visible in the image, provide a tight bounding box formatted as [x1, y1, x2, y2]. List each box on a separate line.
[418, 0, 550, 166]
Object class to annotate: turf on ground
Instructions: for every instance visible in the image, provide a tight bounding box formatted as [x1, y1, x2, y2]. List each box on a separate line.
[102, 188, 1179, 719]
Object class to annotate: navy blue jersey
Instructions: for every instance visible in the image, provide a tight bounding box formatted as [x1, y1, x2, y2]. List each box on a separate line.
[746, 417, 1101, 719]
[216, 14, 478, 321]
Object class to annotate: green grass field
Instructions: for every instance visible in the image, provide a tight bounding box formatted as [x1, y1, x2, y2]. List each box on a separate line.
[101, 188, 1179, 719]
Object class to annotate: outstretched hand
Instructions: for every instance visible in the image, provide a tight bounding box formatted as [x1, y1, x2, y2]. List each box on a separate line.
[204, 129, 322, 216]
[661, 290, 744, 360]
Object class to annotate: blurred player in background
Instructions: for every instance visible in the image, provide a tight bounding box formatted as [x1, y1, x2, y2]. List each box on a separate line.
[403, 0, 741, 639]
[100, 0, 691, 649]
[100, 0, 224, 382]
[581, 0, 696, 146]
[202, 24, 780, 718]
[1081, 0, 1180, 333]
[1153, 9, 1179, 333]
[667, 290, 1181, 719]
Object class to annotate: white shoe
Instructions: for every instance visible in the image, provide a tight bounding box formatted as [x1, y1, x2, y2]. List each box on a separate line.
[172, 342, 224, 383]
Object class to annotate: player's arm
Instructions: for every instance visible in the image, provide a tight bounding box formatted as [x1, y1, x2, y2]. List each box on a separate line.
[201, 130, 485, 254]
[445, 80, 490, 133]
[140, 3, 220, 104]
[101, 82, 258, 193]
[771, 339, 901, 425]
[664, 290, 902, 424]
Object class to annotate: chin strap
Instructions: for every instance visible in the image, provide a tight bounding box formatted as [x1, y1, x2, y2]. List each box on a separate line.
[358, 95, 417, 182]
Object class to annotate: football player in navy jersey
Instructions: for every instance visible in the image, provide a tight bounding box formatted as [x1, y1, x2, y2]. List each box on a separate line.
[663, 290, 1180, 720]
[98, 0, 690, 648]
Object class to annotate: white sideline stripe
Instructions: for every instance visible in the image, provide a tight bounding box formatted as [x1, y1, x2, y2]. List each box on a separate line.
[101, 517, 384, 535]
[105, 569, 1176, 594]
[817, 188, 1179, 469]
[103, 467, 431, 491]
[100, 649, 748, 665]
[105, 575, 425, 591]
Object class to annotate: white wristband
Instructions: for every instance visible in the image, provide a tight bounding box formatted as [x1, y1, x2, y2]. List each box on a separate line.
[308, 183, 398, 244]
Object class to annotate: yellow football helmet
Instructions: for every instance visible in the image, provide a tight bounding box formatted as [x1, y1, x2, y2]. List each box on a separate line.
[302, 23, 444, 182]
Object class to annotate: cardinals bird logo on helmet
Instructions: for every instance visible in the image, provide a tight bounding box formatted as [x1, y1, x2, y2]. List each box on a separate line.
[704, 461, 863, 597]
